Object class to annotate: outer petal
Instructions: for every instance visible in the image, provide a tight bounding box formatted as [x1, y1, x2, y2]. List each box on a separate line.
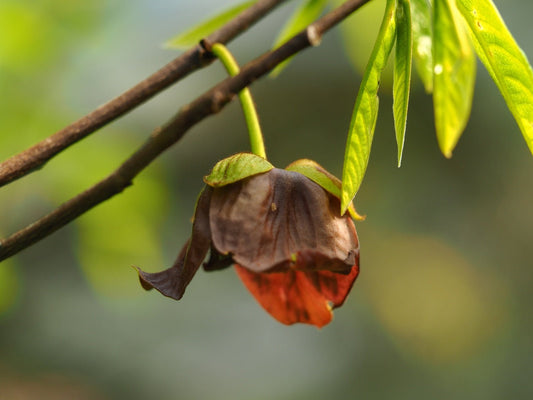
[285, 159, 365, 221]
[135, 186, 213, 300]
[210, 168, 359, 273]
[235, 264, 359, 327]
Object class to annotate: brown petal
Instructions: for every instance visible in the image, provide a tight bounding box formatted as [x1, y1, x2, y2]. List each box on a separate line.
[235, 264, 359, 327]
[209, 169, 358, 273]
[135, 186, 213, 300]
[203, 246, 233, 271]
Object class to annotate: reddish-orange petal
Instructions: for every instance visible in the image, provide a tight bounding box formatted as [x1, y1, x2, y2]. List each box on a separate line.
[235, 264, 359, 328]
[304, 265, 360, 308]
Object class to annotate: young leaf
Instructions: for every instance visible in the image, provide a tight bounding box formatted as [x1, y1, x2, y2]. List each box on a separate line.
[433, 0, 476, 158]
[334, 0, 395, 89]
[410, 0, 433, 92]
[393, 0, 413, 167]
[165, 0, 256, 49]
[341, 0, 397, 214]
[270, 0, 328, 77]
[456, 0, 533, 155]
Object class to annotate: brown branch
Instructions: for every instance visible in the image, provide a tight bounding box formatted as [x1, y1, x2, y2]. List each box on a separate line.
[0, 0, 287, 188]
[0, 0, 372, 262]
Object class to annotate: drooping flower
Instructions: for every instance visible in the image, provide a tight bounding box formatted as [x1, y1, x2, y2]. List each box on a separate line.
[136, 153, 362, 327]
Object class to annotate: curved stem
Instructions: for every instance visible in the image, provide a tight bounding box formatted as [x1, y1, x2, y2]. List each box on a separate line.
[211, 43, 267, 158]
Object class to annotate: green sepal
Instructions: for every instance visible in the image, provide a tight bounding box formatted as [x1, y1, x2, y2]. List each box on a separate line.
[204, 153, 274, 187]
[285, 159, 365, 220]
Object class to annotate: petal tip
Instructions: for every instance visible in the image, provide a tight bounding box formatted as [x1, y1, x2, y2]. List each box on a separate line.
[133, 265, 155, 291]
[132, 264, 186, 301]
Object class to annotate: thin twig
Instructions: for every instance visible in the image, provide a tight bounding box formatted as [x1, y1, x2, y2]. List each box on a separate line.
[0, 0, 372, 261]
[0, 0, 287, 188]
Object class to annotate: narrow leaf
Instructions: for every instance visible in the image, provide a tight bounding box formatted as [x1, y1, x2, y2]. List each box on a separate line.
[341, 0, 397, 214]
[165, 0, 256, 49]
[393, 0, 413, 167]
[411, 0, 434, 92]
[456, 0, 533, 155]
[433, 0, 476, 158]
[334, 0, 396, 89]
[270, 0, 328, 77]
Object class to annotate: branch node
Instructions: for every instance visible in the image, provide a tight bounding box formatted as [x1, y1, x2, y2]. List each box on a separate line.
[211, 90, 231, 113]
[306, 25, 322, 47]
[199, 38, 214, 53]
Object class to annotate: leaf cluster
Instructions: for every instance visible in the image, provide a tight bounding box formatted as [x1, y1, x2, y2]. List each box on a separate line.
[168, 0, 533, 213]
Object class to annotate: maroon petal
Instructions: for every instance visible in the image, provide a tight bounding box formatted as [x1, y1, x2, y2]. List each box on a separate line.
[135, 187, 213, 300]
[203, 246, 234, 271]
[235, 263, 359, 327]
[209, 168, 358, 273]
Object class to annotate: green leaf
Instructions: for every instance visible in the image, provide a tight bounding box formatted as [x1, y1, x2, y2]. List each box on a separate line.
[204, 153, 274, 187]
[393, 0, 413, 167]
[341, 0, 397, 214]
[165, 0, 257, 49]
[410, 0, 434, 92]
[285, 159, 364, 220]
[334, 0, 395, 89]
[270, 0, 328, 77]
[456, 0, 533, 155]
[0, 259, 19, 315]
[433, 0, 476, 158]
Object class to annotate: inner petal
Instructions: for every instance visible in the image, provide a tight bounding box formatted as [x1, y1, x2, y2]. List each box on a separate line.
[235, 264, 358, 327]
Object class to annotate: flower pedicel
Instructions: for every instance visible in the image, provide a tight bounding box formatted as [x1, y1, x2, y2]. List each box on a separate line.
[136, 154, 361, 327]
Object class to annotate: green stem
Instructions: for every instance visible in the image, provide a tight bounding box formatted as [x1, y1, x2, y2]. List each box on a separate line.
[211, 43, 267, 159]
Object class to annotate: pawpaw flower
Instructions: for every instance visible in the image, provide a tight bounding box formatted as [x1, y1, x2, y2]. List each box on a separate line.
[136, 153, 362, 327]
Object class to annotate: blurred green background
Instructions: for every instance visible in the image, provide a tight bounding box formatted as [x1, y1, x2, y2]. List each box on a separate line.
[1, 0, 532, 398]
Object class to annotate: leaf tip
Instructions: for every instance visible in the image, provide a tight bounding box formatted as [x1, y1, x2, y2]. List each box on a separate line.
[340, 192, 352, 217]
[397, 148, 404, 167]
[441, 147, 453, 159]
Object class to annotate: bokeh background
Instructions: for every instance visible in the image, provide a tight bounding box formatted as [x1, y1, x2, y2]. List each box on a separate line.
[1, 0, 532, 399]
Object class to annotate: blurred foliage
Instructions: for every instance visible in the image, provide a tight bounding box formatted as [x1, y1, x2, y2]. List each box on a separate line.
[56, 138, 169, 298]
[0, 260, 19, 316]
[363, 233, 510, 364]
[0, 0, 169, 305]
[165, 0, 257, 48]
[270, 0, 329, 76]
[0, 0, 105, 73]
